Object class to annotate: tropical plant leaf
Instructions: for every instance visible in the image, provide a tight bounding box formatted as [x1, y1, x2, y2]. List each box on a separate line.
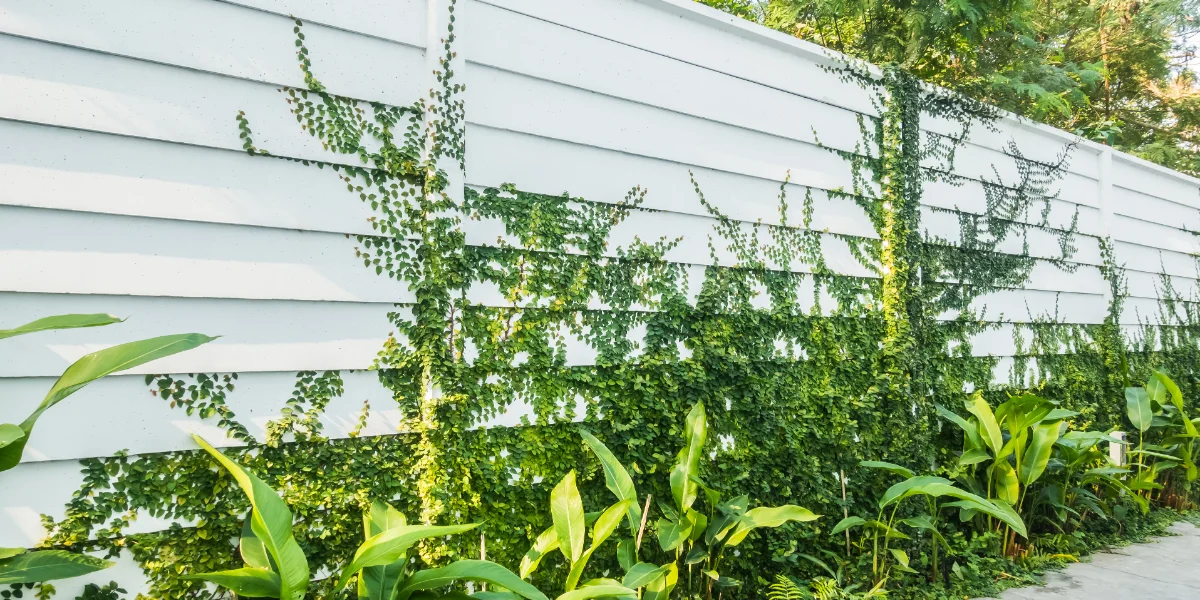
[358, 501, 409, 600]
[0, 334, 215, 471]
[965, 394, 1003, 454]
[642, 563, 678, 600]
[991, 460, 1020, 504]
[0, 550, 112, 584]
[191, 435, 309, 600]
[240, 516, 273, 571]
[393, 561, 547, 600]
[656, 518, 691, 552]
[0, 549, 24, 560]
[337, 522, 479, 588]
[725, 505, 819, 546]
[859, 461, 915, 478]
[616, 540, 635, 572]
[622, 563, 667, 589]
[936, 403, 984, 450]
[0, 314, 122, 340]
[958, 449, 991, 466]
[1126, 387, 1153, 433]
[519, 525, 559, 579]
[551, 471, 586, 564]
[881, 476, 1027, 537]
[555, 585, 637, 600]
[1153, 371, 1197, 436]
[670, 403, 707, 513]
[579, 430, 640, 535]
[829, 516, 866, 536]
[1019, 421, 1062, 485]
[184, 568, 282, 598]
[0, 425, 24, 450]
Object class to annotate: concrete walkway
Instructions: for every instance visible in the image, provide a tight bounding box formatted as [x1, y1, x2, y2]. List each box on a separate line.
[977, 521, 1200, 599]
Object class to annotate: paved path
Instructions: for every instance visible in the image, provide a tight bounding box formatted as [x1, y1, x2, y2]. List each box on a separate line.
[977, 521, 1200, 599]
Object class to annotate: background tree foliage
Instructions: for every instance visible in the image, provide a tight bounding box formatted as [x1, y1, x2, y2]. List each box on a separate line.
[698, 0, 1200, 174]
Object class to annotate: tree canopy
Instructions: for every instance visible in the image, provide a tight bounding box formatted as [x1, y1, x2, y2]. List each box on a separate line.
[699, 0, 1200, 175]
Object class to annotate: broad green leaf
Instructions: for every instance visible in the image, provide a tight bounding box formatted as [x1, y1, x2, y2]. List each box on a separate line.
[0, 425, 24, 450]
[991, 460, 1020, 504]
[551, 471, 586, 564]
[859, 461, 914, 479]
[358, 502, 408, 600]
[935, 403, 983, 449]
[0, 334, 215, 471]
[1153, 371, 1196, 436]
[684, 508, 707, 543]
[185, 568, 281, 598]
[725, 505, 819, 546]
[580, 578, 624, 588]
[0, 550, 112, 584]
[670, 403, 707, 513]
[240, 517, 273, 571]
[1146, 373, 1168, 405]
[579, 430, 640, 535]
[555, 585, 637, 600]
[657, 517, 691, 551]
[829, 516, 866, 536]
[0, 549, 23, 560]
[337, 522, 478, 588]
[899, 516, 948, 551]
[998, 428, 1027, 460]
[591, 500, 632, 549]
[615, 540, 635, 572]
[0, 314, 122, 340]
[880, 476, 1026, 537]
[642, 563, 678, 600]
[965, 394, 1003, 454]
[519, 525, 559, 579]
[622, 563, 667, 590]
[192, 435, 309, 600]
[704, 495, 748, 545]
[1126, 387, 1153, 433]
[888, 548, 911, 569]
[1019, 421, 1061, 485]
[959, 449, 991, 466]
[1044, 409, 1080, 422]
[394, 560, 547, 600]
[365, 501, 407, 536]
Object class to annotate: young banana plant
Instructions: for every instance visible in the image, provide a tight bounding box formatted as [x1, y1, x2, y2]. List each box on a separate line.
[936, 392, 1075, 552]
[187, 435, 546, 600]
[656, 403, 819, 600]
[831, 461, 1026, 586]
[520, 428, 662, 600]
[1035, 430, 1143, 531]
[1126, 370, 1199, 500]
[0, 314, 214, 585]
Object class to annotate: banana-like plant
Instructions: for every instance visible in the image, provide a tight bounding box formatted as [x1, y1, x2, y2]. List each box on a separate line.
[0, 314, 214, 585]
[1124, 370, 1199, 503]
[830, 461, 1026, 586]
[519, 431, 657, 600]
[1033, 430, 1143, 532]
[936, 392, 1075, 554]
[655, 403, 819, 600]
[187, 434, 546, 600]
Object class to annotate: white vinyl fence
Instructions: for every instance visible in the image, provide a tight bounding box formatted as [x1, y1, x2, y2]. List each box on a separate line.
[1, 0, 1198, 595]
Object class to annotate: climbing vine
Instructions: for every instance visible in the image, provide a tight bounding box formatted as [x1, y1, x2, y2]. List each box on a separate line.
[34, 10, 1200, 600]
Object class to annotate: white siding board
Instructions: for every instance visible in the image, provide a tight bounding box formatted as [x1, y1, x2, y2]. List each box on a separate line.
[0, 34, 423, 166]
[0, 206, 415, 303]
[0, 120, 379, 235]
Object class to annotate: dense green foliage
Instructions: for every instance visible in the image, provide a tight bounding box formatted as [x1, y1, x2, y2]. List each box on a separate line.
[700, 0, 1200, 174]
[21, 5, 1200, 600]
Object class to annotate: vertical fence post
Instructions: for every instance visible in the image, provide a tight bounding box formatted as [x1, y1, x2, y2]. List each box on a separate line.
[1097, 144, 1115, 305]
